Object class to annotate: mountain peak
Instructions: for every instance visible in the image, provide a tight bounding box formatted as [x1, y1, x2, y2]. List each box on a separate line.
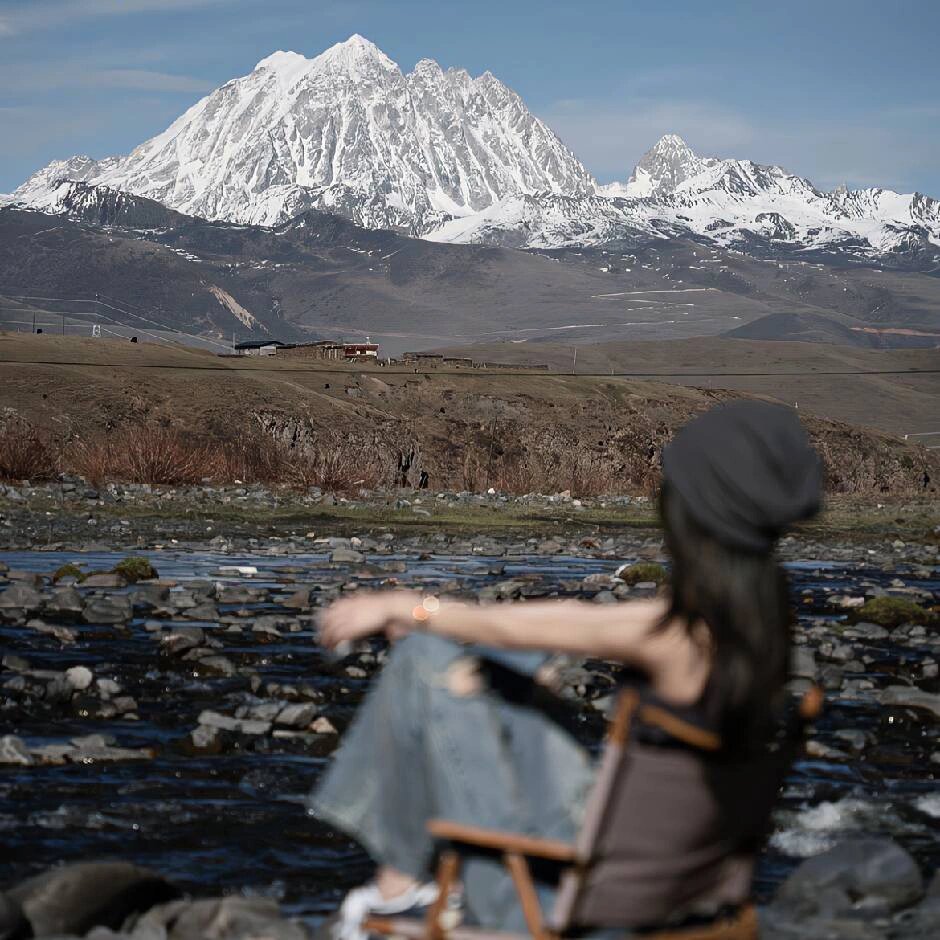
[313, 34, 397, 72]
[652, 133, 694, 153]
[628, 133, 707, 196]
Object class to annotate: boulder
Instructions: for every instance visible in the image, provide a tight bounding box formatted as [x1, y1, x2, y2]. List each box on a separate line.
[7, 861, 179, 937]
[133, 896, 309, 940]
[64, 665, 94, 691]
[43, 587, 84, 619]
[0, 583, 42, 613]
[878, 687, 940, 719]
[770, 838, 923, 921]
[81, 573, 128, 589]
[275, 703, 318, 728]
[83, 596, 133, 625]
[0, 735, 33, 767]
[0, 891, 29, 940]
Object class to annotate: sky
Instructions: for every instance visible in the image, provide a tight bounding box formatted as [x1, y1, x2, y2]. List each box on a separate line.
[1, 0, 939, 196]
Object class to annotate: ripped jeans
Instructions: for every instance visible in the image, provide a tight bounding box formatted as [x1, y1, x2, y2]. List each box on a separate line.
[309, 634, 595, 932]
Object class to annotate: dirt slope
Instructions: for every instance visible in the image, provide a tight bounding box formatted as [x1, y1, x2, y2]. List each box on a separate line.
[1, 334, 935, 496]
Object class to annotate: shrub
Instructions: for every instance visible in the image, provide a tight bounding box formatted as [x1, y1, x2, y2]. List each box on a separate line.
[111, 556, 158, 583]
[0, 419, 59, 482]
[617, 562, 668, 586]
[119, 426, 213, 485]
[52, 563, 85, 583]
[849, 596, 935, 630]
[67, 427, 213, 485]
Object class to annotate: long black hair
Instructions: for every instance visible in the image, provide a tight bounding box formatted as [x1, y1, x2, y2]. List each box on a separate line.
[659, 481, 793, 753]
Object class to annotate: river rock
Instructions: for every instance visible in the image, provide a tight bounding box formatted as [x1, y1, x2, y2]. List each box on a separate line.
[43, 586, 84, 619]
[275, 703, 317, 728]
[7, 861, 180, 937]
[159, 626, 205, 656]
[83, 595, 133, 625]
[198, 710, 270, 736]
[878, 686, 940, 719]
[769, 838, 923, 922]
[0, 735, 33, 766]
[133, 895, 310, 940]
[81, 573, 127, 589]
[0, 891, 29, 940]
[65, 665, 94, 691]
[0, 583, 42, 614]
[330, 548, 363, 564]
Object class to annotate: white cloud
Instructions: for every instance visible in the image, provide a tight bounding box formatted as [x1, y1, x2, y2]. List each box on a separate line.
[0, 58, 214, 95]
[0, 0, 233, 36]
[79, 69, 214, 93]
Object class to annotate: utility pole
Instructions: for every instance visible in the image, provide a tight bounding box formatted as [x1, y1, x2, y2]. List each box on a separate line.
[61, 314, 65, 335]
[572, 346, 577, 373]
[32, 311, 36, 334]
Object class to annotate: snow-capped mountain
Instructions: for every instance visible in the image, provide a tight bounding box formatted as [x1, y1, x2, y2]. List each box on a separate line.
[11, 36, 939, 265]
[14, 35, 594, 230]
[598, 133, 717, 199]
[430, 135, 940, 262]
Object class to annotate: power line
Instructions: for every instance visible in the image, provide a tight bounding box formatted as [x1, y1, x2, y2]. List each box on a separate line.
[0, 291, 232, 352]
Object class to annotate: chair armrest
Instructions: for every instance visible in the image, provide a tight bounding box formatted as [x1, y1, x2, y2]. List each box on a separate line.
[427, 819, 577, 862]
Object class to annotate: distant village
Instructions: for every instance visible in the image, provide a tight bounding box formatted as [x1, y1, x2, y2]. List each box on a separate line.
[229, 338, 548, 370]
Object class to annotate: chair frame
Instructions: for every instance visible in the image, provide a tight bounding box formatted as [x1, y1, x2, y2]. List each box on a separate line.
[365, 685, 823, 940]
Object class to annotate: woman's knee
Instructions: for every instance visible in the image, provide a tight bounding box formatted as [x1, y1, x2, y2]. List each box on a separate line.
[383, 632, 464, 680]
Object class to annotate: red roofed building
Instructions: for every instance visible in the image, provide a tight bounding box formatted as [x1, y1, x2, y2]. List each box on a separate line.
[344, 340, 379, 361]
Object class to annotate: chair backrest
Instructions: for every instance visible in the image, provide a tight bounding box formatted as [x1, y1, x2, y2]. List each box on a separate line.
[549, 685, 821, 933]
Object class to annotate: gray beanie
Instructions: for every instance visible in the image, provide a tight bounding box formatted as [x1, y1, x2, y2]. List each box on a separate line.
[661, 400, 823, 551]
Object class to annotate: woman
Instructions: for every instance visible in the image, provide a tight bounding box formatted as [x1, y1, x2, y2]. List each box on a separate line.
[312, 400, 823, 938]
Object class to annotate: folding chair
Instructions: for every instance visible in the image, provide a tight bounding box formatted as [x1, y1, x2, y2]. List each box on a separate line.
[365, 684, 823, 940]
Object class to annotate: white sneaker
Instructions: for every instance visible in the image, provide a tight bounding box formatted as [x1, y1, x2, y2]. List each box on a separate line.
[328, 881, 440, 940]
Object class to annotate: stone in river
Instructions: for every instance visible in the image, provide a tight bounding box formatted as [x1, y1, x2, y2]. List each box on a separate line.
[82, 595, 133, 624]
[7, 861, 179, 937]
[43, 586, 84, 619]
[184, 601, 219, 621]
[331, 547, 364, 563]
[0, 583, 42, 613]
[160, 626, 205, 656]
[65, 665, 94, 691]
[191, 655, 236, 678]
[135, 895, 309, 940]
[879, 686, 940, 719]
[282, 587, 313, 609]
[769, 838, 923, 921]
[311, 717, 338, 735]
[81, 572, 128, 588]
[0, 735, 33, 766]
[275, 703, 318, 728]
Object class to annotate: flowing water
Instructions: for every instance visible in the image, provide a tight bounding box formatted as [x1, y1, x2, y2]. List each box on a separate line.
[1, 549, 937, 922]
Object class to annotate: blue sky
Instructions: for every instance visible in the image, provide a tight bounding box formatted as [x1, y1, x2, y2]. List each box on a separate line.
[2, 0, 939, 196]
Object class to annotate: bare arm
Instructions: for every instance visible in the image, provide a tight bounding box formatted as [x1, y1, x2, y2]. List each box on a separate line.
[319, 591, 671, 669]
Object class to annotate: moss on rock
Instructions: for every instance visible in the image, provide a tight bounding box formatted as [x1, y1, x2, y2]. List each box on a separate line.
[617, 562, 668, 586]
[52, 563, 85, 583]
[111, 556, 158, 583]
[849, 596, 935, 630]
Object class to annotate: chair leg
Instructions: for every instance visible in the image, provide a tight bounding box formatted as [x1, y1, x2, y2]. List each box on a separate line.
[426, 850, 461, 940]
[503, 852, 547, 939]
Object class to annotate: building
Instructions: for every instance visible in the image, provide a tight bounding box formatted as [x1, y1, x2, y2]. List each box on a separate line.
[234, 340, 284, 356]
[278, 341, 345, 360]
[344, 341, 379, 361]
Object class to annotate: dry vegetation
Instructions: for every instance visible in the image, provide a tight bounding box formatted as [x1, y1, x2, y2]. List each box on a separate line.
[0, 420, 387, 492]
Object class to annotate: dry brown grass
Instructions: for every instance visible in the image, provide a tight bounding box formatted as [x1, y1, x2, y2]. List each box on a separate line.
[62, 423, 387, 492]
[68, 427, 212, 486]
[0, 418, 60, 482]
